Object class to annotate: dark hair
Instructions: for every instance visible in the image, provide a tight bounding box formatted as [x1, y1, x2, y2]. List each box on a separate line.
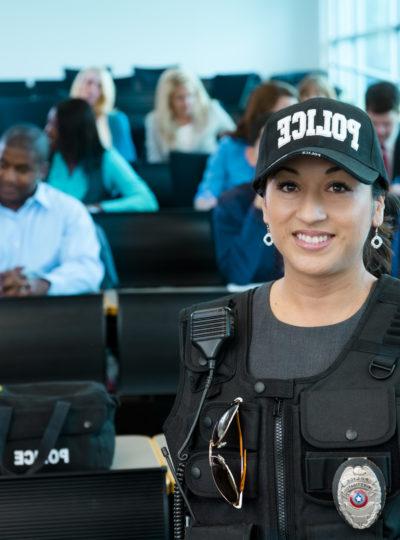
[55, 98, 104, 173]
[1, 124, 49, 163]
[247, 112, 273, 146]
[363, 184, 400, 277]
[231, 81, 298, 144]
[365, 81, 400, 114]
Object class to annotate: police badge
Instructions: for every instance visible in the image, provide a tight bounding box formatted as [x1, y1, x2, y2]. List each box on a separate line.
[332, 457, 386, 529]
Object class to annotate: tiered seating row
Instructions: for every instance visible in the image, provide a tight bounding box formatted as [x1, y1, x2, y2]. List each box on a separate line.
[0, 287, 227, 395]
[93, 210, 224, 287]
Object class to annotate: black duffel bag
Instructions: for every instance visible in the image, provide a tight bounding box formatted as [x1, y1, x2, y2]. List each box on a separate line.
[0, 380, 117, 475]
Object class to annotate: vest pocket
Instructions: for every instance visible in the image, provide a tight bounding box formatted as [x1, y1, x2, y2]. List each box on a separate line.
[305, 519, 383, 539]
[299, 387, 398, 502]
[186, 523, 255, 539]
[305, 451, 392, 494]
[185, 451, 258, 499]
[300, 388, 396, 449]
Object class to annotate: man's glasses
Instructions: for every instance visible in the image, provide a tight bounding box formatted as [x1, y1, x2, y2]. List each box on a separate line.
[208, 397, 247, 509]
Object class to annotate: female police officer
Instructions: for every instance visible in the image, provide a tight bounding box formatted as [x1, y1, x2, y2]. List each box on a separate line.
[164, 98, 400, 539]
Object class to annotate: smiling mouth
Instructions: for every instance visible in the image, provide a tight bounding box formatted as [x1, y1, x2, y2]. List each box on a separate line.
[293, 231, 334, 248]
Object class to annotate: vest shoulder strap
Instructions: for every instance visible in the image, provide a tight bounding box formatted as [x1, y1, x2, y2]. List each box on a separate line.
[376, 274, 400, 305]
[355, 275, 400, 379]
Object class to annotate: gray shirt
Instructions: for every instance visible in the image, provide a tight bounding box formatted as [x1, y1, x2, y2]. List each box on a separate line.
[248, 282, 369, 379]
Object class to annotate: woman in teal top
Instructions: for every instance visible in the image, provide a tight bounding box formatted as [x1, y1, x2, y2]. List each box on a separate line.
[45, 99, 158, 213]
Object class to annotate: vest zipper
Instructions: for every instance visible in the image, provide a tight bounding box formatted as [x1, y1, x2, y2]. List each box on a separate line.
[273, 398, 288, 539]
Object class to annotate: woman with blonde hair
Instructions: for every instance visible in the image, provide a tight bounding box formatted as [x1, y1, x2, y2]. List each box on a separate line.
[70, 67, 137, 162]
[145, 68, 235, 163]
[298, 73, 337, 101]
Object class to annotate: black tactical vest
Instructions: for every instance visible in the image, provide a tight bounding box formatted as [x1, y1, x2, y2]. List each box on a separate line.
[164, 275, 400, 540]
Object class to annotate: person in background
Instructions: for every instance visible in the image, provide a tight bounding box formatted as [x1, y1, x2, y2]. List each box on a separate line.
[213, 113, 282, 285]
[298, 73, 337, 101]
[45, 99, 159, 213]
[194, 80, 298, 210]
[70, 67, 137, 163]
[145, 68, 235, 163]
[0, 124, 103, 296]
[366, 81, 400, 183]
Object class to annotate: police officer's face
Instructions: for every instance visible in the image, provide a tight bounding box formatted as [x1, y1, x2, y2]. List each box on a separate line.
[261, 156, 385, 279]
[0, 144, 46, 210]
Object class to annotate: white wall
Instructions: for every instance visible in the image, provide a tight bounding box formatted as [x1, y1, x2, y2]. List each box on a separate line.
[0, 0, 321, 81]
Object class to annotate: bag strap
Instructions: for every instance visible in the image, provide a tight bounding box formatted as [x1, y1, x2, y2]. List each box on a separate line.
[26, 400, 71, 475]
[0, 400, 71, 476]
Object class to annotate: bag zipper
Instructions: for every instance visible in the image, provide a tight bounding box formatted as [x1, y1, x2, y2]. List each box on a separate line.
[273, 397, 288, 539]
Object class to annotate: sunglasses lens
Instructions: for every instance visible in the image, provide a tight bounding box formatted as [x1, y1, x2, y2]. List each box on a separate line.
[211, 456, 239, 505]
[214, 403, 240, 444]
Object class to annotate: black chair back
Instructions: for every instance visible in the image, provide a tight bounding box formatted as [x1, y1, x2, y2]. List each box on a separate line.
[0, 97, 54, 132]
[0, 81, 30, 98]
[93, 210, 223, 287]
[0, 468, 168, 539]
[169, 151, 209, 207]
[133, 66, 175, 91]
[116, 94, 154, 116]
[118, 287, 228, 395]
[31, 80, 68, 99]
[64, 68, 80, 87]
[210, 73, 261, 109]
[0, 295, 106, 383]
[135, 162, 172, 207]
[114, 75, 135, 95]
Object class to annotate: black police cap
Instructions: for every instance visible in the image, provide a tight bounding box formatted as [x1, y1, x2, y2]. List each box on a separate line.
[253, 97, 388, 195]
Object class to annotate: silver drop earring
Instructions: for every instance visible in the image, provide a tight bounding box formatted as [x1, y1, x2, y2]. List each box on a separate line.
[371, 227, 383, 249]
[263, 224, 274, 247]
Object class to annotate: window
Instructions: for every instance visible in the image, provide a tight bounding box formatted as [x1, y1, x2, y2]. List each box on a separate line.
[320, 0, 400, 105]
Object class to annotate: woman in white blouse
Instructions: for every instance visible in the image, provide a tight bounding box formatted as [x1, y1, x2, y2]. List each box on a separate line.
[145, 68, 235, 163]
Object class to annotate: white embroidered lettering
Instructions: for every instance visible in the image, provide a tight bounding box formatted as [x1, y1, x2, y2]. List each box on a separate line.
[59, 448, 70, 464]
[23, 449, 37, 466]
[277, 115, 292, 148]
[315, 110, 333, 137]
[347, 118, 361, 151]
[331, 113, 347, 141]
[275, 109, 361, 151]
[47, 449, 59, 465]
[13, 448, 70, 466]
[14, 450, 23, 466]
[305, 109, 317, 136]
[291, 111, 307, 140]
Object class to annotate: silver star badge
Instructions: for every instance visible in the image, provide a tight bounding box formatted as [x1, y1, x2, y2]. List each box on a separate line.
[332, 457, 386, 529]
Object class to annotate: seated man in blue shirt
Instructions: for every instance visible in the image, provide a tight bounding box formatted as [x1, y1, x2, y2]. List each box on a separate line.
[0, 124, 104, 296]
